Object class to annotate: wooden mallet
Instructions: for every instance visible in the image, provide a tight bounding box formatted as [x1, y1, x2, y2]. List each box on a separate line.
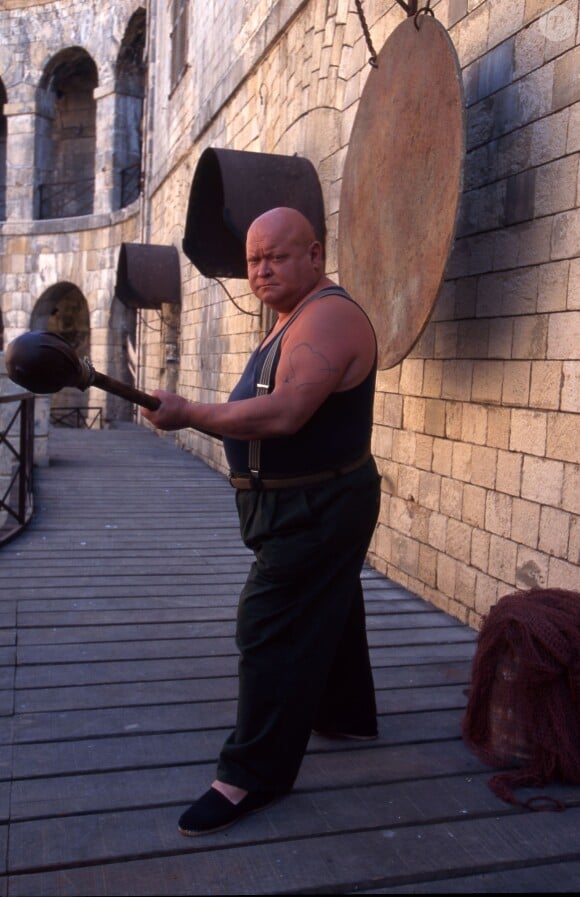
[5, 331, 161, 411]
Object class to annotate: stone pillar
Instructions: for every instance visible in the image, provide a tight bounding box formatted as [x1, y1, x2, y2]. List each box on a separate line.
[93, 81, 116, 215]
[3, 100, 37, 221]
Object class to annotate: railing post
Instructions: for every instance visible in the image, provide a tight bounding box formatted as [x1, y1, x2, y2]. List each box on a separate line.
[19, 395, 34, 524]
[0, 392, 35, 544]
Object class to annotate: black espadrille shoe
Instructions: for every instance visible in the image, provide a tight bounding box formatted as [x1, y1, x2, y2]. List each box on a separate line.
[178, 787, 282, 836]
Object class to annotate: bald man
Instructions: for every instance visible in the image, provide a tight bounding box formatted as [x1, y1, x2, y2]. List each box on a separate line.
[143, 207, 381, 835]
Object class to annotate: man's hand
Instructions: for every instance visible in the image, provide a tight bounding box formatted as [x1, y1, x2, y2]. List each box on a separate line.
[141, 391, 193, 431]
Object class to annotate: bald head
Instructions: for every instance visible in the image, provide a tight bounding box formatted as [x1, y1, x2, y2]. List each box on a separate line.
[246, 207, 317, 251]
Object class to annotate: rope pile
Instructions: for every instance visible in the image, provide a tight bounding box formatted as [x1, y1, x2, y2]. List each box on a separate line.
[462, 588, 580, 810]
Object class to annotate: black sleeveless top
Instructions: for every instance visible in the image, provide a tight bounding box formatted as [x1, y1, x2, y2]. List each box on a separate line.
[223, 289, 377, 477]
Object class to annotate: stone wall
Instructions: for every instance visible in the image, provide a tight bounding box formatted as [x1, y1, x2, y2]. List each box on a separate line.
[0, 0, 578, 626]
[0, 0, 144, 423]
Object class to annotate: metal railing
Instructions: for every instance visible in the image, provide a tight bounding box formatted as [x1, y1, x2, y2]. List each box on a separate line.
[120, 163, 141, 207]
[0, 393, 35, 546]
[50, 406, 103, 429]
[37, 177, 95, 219]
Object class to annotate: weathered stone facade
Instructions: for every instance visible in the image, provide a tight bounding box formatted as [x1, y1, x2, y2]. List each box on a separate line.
[0, 0, 578, 626]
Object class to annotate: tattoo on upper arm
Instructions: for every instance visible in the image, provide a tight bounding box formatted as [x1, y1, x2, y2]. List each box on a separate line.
[283, 342, 338, 388]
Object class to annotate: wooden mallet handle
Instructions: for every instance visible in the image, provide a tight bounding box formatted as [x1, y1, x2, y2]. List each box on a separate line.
[5, 331, 161, 411]
[90, 370, 161, 411]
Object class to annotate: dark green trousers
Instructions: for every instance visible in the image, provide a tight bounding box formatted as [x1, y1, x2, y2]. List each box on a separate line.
[216, 458, 381, 792]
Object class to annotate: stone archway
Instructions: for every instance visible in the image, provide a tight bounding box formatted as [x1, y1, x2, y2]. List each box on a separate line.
[35, 48, 98, 220]
[31, 282, 90, 417]
[114, 7, 146, 210]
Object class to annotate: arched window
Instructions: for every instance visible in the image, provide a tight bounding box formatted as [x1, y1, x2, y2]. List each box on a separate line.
[114, 8, 146, 210]
[0, 79, 7, 221]
[170, 0, 188, 91]
[35, 48, 98, 219]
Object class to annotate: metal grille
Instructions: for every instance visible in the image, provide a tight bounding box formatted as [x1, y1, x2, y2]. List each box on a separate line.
[121, 163, 141, 208]
[50, 406, 103, 429]
[37, 177, 94, 219]
[0, 394, 34, 546]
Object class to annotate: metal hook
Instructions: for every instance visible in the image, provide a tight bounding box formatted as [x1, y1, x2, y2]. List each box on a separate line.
[414, 2, 435, 30]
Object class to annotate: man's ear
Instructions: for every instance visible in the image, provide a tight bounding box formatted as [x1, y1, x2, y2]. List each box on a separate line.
[310, 240, 323, 267]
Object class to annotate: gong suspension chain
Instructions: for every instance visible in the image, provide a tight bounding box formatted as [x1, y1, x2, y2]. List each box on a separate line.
[354, 1, 435, 67]
[354, 0, 378, 68]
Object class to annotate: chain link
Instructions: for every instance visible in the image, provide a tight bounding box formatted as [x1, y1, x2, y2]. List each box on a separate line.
[353, 0, 378, 68]
[354, 2, 435, 66]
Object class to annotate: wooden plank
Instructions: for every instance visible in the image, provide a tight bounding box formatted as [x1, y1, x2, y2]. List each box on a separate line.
[4, 596, 429, 615]
[14, 676, 469, 714]
[16, 607, 241, 627]
[17, 621, 238, 645]
[0, 649, 15, 666]
[366, 861, 580, 892]
[13, 609, 451, 630]
[14, 656, 470, 689]
[7, 808, 580, 895]
[0, 781, 10, 816]
[0, 554, 251, 574]
[0, 750, 12, 780]
[372, 643, 475, 665]
[0, 824, 6, 878]
[0, 667, 14, 689]
[0, 693, 13, 718]
[8, 585, 248, 600]
[14, 621, 475, 647]
[14, 637, 236, 665]
[5, 574, 247, 594]
[12, 699, 240, 743]
[11, 704, 463, 749]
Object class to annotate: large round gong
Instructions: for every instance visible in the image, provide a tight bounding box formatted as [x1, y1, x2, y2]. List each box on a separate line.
[338, 15, 465, 369]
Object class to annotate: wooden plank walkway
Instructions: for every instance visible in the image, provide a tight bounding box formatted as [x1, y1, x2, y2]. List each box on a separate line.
[1, 422, 579, 896]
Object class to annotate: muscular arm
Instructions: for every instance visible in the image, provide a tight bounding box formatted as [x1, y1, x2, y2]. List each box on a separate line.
[142, 297, 376, 438]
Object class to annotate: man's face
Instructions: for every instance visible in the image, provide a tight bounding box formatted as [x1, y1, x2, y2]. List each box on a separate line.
[246, 217, 320, 312]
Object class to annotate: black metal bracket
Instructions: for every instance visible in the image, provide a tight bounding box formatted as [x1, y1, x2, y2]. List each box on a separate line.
[396, 1, 434, 29]
[395, 0, 419, 14]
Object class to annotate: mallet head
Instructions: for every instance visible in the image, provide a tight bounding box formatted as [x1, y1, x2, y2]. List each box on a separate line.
[4, 331, 93, 394]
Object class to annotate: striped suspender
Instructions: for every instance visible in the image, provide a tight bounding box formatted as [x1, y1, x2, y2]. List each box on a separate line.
[247, 334, 281, 475]
[247, 286, 352, 478]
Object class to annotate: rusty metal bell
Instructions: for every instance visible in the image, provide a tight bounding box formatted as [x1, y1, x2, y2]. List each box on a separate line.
[182, 147, 326, 279]
[115, 243, 181, 309]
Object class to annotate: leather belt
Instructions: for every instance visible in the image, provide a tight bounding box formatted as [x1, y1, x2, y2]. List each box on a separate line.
[229, 449, 371, 491]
